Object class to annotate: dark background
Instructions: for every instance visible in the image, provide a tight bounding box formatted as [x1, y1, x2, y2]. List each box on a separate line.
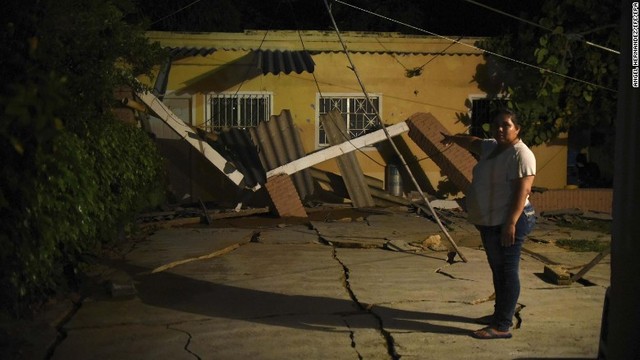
[135, 0, 545, 36]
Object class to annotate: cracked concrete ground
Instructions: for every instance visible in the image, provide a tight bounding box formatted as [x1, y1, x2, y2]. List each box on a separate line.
[9, 207, 609, 359]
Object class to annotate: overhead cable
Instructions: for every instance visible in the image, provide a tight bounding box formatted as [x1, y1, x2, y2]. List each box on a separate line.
[323, 0, 469, 263]
[333, 0, 617, 93]
[286, 0, 387, 168]
[460, 0, 620, 55]
[150, 0, 205, 25]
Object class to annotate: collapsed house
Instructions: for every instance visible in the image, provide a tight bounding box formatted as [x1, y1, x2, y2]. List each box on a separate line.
[122, 30, 610, 217]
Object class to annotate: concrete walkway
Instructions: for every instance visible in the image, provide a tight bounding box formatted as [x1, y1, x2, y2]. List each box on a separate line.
[6, 209, 610, 359]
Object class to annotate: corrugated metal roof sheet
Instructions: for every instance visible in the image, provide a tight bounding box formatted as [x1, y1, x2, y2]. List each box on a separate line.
[164, 47, 315, 75]
[320, 110, 375, 208]
[167, 46, 216, 58]
[213, 128, 266, 189]
[249, 110, 315, 200]
[254, 50, 315, 75]
[205, 110, 316, 198]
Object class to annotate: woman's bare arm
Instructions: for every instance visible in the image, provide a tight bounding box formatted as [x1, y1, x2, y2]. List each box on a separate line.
[440, 132, 483, 155]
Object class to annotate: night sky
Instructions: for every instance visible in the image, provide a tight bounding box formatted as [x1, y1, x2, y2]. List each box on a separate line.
[139, 0, 545, 37]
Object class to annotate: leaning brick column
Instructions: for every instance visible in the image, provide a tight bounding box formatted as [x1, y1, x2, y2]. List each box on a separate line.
[406, 112, 477, 194]
[264, 174, 308, 218]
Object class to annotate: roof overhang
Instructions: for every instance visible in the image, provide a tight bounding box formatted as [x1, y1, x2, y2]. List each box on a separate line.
[162, 46, 315, 75]
[148, 30, 485, 56]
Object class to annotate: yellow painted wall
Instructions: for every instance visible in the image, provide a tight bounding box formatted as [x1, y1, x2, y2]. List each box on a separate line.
[149, 31, 568, 192]
[529, 135, 568, 190]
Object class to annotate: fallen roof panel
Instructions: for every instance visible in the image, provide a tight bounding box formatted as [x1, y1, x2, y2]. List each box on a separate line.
[137, 91, 252, 189]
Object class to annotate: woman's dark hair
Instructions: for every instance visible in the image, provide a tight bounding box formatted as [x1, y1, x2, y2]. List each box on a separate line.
[491, 108, 520, 128]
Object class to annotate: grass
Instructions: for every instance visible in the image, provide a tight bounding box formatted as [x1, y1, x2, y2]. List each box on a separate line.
[555, 239, 610, 252]
[553, 218, 611, 234]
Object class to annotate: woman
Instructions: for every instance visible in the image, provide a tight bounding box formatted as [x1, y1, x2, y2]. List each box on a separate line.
[441, 109, 536, 339]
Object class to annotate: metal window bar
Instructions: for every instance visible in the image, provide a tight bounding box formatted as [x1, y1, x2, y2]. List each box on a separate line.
[470, 99, 508, 138]
[209, 94, 271, 131]
[319, 96, 379, 146]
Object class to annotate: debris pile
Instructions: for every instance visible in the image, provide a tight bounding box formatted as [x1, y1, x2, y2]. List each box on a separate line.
[136, 205, 271, 228]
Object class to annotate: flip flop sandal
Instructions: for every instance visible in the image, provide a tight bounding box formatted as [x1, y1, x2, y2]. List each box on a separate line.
[471, 327, 512, 339]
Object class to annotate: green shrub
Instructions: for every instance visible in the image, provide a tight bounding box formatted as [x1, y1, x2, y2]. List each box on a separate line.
[0, 0, 165, 316]
[1, 122, 165, 316]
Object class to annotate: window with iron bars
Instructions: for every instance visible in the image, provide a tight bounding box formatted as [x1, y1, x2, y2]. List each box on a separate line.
[470, 98, 509, 138]
[317, 95, 381, 146]
[206, 93, 272, 131]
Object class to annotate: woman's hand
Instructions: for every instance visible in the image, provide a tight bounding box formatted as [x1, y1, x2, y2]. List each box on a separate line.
[501, 223, 516, 247]
[441, 132, 454, 146]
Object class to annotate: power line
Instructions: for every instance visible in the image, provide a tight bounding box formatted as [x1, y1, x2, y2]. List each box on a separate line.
[460, 0, 620, 55]
[333, 0, 617, 93]
[198, 29, 270, 131]
[374, 35, 465, 78]
[286, 0, 386, 168]
[323, 0, 469, 263]
[150, 0, 205, 26]
[202, 0, 289, 131]
[410, 35, 464, 77]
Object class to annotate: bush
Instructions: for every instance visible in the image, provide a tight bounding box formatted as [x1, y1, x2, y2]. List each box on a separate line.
[1, 120, 165, 317]
[0, 0, 165, 316]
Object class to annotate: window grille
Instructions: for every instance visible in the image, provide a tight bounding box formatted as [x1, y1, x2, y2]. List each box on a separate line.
[318, 95, 380, 146]
[208, 93, 271, 130]
[470, 98, 509, 138]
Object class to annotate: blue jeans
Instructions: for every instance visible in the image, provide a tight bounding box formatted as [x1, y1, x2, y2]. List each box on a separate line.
[476, 203, 536, 331]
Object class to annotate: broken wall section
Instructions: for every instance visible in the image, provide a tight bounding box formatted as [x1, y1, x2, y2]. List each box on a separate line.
[406, 112, 477, 194]
[264, 174, 308, 218]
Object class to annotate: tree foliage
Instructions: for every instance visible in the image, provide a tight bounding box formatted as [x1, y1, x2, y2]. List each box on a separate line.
[1, 0, 166, 316]
[473, 0, 620, 145]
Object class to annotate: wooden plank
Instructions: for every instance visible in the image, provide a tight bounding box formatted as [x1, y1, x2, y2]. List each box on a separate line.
[138, 207, 271, 229]
[137, 91, 251, 189]
[149, 243, 242, 274]
[267, 121, 409, 177]
[208, 207, 270, 220]
[570, 247, 611, 282]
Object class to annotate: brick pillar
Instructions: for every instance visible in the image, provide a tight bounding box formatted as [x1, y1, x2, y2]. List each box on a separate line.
[406, 112, 477, 194]
[264, 174, 308, 218]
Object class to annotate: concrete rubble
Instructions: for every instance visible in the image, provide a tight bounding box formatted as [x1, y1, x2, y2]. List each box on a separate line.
[3, 207, 610, 360]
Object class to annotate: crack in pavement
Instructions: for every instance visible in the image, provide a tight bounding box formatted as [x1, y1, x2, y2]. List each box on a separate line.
[513, 304, 525, 329]
[167, 325, 201, 360]
[434, 264, 477, 282]
[45, 296, 84, 360]
[332, 247, 399, 360]
[342, 319, 364, 360]
[374, 298, 475, 307]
